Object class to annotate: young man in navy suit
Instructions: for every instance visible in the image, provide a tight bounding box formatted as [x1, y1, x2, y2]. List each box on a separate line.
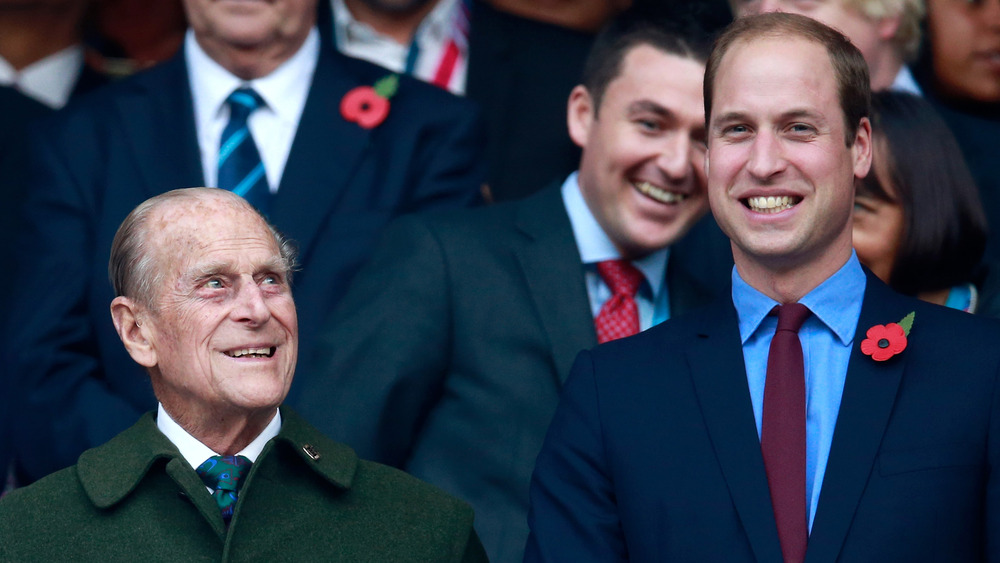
[527, 13, 1000, 562]
[5, 0, 484, 484]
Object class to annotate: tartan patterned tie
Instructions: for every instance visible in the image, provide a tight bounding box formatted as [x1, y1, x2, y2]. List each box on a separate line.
[196, 455, 252, 524]
[761, 303, 811, 563]
[219, 88, 270, 215]
[594, 260, 644, 344]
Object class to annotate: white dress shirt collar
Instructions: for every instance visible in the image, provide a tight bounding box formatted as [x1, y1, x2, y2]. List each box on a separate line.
[185, 27, 319, 190]
[156, 403, 282, 471]
[331, 0, 467, 93]
[0, 45, 84, 108]
[890, 66, 922, 96]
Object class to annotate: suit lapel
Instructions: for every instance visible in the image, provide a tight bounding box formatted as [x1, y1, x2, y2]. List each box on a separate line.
[513, 186, 596, 384]
[271, 47, 371, 263]
[806, 275, 908, 563]
[686, 302, 785, 563]
[113, 53, 203, 198]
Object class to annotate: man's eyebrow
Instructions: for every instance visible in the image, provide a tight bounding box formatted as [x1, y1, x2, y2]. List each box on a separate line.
[185, 261, 233, 281]
[626, 99, 671, 117]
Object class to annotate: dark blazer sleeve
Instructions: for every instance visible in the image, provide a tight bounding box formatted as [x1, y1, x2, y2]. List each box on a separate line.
[4, 115, 148, 481]
[301, 213, 452, 465]
[525, 349, 628, 563]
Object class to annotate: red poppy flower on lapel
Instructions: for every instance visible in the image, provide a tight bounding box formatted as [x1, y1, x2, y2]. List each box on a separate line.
[340, 74, 399, 130]
[860, 312, 914, 362]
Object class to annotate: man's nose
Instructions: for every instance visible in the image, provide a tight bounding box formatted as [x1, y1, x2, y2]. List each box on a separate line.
[746, 131, 786, 180]
[231, 280, 272, 325]
[657, 134, 693, 181]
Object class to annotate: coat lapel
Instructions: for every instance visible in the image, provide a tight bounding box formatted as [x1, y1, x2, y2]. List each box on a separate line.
[806, 275, 908, 563]
[113, 53, 203, 198]
[686, 301, 785, 563]
[513, 186, 596, 384]
[271, 47, 371, 264]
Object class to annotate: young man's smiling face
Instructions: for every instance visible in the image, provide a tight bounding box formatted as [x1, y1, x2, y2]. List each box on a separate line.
[706, 36, 871, 282]
[570, 44, 709, 260]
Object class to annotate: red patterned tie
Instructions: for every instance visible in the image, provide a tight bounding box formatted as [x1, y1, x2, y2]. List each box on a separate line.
[761, 303, 811, 563]
[594, 260, 644, 344]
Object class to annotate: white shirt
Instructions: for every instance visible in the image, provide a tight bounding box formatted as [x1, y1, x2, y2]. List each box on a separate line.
[331, 0, 469, 94]
[890, 66, 922, 96]
[185, 28, 319, 192]
[0, 45, 84, 109]
[156, 403, 282, 492]
[561, 172, 671, 329]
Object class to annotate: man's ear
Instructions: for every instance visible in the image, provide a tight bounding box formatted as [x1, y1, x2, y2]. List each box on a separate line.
[876, 13, 901, 42]
[852, 117, 873, 180]
[567, 85, 595, 150]
[110, 296, 157, 368]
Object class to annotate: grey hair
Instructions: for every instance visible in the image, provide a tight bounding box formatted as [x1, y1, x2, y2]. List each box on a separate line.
[109, 188, 299, 308]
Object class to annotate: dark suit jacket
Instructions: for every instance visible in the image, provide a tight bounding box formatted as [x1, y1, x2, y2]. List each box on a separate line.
[465, 1, 592, 202]
[318, 0, 593, 203]
[303, 184, 730, 563]
[526, 272, 1000, 562]
[0, 407, 487, 561]
[5, 41, 485, 482]
[0, 86, 52, 479]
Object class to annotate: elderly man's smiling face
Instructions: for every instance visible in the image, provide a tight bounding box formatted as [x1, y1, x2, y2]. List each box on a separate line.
[137, 194, 297, 424]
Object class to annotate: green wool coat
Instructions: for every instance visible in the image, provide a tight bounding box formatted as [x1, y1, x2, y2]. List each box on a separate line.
[0, 407, 488, 562]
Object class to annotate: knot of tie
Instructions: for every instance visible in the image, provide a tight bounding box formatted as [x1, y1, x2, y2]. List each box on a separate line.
[594, 260, 644, 344]
[196, 455, 252, 523]
[774, 302, 811, 334]
[596, 260, 644, 298]
[226, 88, 264, 120]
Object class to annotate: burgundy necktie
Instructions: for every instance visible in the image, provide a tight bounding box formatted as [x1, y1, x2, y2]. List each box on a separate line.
[594, 260, 644, 344]
[761, 303, 811, 563]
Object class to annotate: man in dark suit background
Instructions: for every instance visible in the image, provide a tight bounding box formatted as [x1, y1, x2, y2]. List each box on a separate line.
[306, 17, 731, 563]
[0, 188, 486, 561]
[4, 0, 484, 484]
[527, 13, 1000, 562]
[319, 0, 596, 202]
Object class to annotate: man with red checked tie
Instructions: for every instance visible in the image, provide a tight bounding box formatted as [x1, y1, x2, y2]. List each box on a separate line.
[306, 14, 732, 563]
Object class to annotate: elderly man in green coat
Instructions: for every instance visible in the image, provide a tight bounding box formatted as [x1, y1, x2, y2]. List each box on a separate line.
[0, 188, 487, 562]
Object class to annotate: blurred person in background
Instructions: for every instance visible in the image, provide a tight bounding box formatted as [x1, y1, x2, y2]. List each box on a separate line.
[731, 0, 924, 93]
[0, 0, 107, 107]
[852, 91, 999, 315]
[915, 0, 1000, 260]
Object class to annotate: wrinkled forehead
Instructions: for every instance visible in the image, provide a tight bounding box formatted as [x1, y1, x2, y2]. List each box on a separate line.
[146, 196, 278, 274]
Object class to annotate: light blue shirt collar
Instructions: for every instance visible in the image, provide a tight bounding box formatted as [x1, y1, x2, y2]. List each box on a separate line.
[560, 172, 668, 297]
[733, 252, 865, 347]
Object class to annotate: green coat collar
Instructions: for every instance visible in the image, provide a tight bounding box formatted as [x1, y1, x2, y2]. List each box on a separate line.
[77, 406, 359, 509]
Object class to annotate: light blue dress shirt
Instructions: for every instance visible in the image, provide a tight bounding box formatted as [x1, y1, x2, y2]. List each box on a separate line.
[561, 172, 671, 328]
[732, 252, 866, 530]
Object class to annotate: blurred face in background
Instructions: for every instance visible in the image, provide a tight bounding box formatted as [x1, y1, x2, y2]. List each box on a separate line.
[852, 136, 904, 282]
[925, 0, 1000, 102]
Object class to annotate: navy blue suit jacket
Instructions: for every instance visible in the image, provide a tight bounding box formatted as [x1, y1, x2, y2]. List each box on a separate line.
[6, 42, 485, 482]
[527, 273, 1000, 562]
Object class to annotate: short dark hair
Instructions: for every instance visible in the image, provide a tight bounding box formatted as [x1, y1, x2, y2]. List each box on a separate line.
[858, 91, 987, 295]
[704, 12, 871, 146]
[581, 10, 715, 115]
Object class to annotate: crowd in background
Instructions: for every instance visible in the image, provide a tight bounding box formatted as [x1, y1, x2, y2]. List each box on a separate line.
[1, 0, 998, 561]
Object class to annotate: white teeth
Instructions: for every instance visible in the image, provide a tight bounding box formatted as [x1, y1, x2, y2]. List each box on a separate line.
[634, 181, 686, 204]
[226, 347, 273, 358]
[746, 195, 797, 213]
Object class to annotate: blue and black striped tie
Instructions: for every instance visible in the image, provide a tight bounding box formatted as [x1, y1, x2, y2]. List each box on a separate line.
[219, 88, 270, 215]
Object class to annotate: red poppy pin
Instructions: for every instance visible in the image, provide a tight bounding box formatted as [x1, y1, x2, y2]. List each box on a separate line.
[341, 74, 399, 130]
[860, 311, 915, 362]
